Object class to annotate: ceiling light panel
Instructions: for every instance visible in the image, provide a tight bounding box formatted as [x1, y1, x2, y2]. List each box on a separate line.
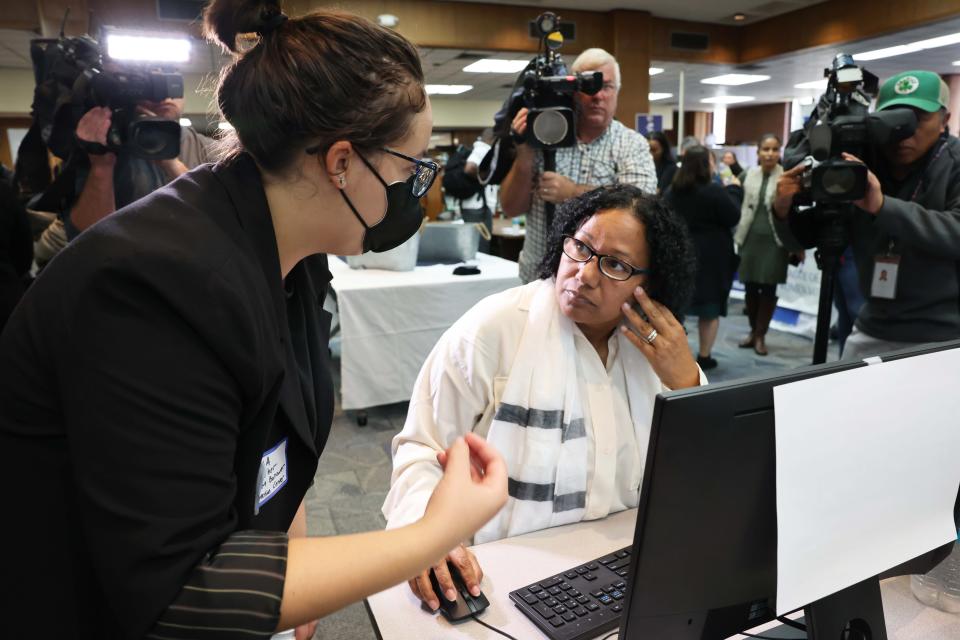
[649, 93, 673, 101]
[794, 79, 828, 90]
[701, 74, 770, 86]
[463, 59, 530, 73]
[106, 34, 191, 63]
[854, 32, 960, 61]
[701, 96, 756, 104]
[425, 84, 473, 95]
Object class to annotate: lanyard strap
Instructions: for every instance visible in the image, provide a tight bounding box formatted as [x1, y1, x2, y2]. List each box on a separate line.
[909, 136, 948, 202]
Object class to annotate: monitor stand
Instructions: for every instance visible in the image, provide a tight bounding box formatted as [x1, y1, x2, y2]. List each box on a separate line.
[803, 576, 887, 640]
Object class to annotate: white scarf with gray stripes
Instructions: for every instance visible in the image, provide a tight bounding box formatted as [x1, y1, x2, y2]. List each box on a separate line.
[474, 280, 593, 543]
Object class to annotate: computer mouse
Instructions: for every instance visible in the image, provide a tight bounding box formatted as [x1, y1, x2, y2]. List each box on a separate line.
[453, 265, 481, 276]
[427, 561, 490, 622]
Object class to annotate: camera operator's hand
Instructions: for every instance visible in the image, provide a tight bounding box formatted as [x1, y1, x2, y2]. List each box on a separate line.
[841, 152, 884, 215]
[539, 172, 577, 204]
[773, 162, 805, 219]
[76, 107, 116, 167]
[510, 107, 529, 146]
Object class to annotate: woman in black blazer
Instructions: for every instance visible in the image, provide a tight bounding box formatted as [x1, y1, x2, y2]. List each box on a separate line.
[0, 2, 507, 639]
[666, 145, 742, 370]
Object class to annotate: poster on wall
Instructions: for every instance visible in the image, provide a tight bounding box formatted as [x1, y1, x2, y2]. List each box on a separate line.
[635, 113, 663, 134]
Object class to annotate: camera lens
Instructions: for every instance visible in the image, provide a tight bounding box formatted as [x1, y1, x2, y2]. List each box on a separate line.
[133, 125, 169, 156]
[532, 110, 569, 146]
[821, 166, 858, 195]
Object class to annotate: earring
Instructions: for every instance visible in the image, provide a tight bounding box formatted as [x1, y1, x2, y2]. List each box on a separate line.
[338, 175, 346, 188]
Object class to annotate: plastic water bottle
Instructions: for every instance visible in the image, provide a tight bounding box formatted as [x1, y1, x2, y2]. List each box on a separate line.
[911, 539, 960, 614]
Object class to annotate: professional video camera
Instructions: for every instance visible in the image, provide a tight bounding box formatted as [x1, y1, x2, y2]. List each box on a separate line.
[29, 30, 184, 161]
[791, 53, 916, 204]
[518, 12, 603, 149]
[477, 12, 603, 188]
[784, 53, 918, 364]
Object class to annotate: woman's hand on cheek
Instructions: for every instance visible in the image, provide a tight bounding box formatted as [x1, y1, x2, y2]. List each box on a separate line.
[619, 287, 700, 389]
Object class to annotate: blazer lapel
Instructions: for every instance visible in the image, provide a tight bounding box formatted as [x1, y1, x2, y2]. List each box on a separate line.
[211, 154, 318, 457]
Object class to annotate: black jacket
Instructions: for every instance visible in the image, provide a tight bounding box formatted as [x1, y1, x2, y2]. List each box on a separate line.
[667, 181, 742, 310]
[0, 154, 333, 638]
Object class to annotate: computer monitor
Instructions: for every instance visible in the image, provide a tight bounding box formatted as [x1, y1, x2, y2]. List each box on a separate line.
[619, 340, 960, 640]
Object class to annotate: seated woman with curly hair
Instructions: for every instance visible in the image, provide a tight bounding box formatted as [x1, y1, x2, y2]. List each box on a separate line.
[382, 184, 703, 611]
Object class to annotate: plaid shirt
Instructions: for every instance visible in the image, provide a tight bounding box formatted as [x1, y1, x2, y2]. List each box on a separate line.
[519, 119, 657, 282]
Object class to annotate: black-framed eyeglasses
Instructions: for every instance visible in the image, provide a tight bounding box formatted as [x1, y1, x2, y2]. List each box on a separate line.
[305, 145, 439, 198]
[382, 147, 439, 197]
[561, 235, 649, 281]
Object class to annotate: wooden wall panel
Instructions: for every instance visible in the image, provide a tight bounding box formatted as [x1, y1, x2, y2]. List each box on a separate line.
[611, 10, 652, 122]
[724, 103, 789, 147]
[649, 18, 739, 64]
[741, 0, 960, 62]
[294, 0, 614, 54]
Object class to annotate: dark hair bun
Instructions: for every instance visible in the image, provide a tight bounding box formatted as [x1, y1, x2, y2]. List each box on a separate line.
[203, 0, 284, 52]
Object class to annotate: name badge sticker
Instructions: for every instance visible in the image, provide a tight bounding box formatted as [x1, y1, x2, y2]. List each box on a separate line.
[255, 438, 288, 515]
[870, 255, 900, 300]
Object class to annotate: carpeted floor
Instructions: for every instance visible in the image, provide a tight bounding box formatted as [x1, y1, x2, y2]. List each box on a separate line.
[305, 298, 839, 639]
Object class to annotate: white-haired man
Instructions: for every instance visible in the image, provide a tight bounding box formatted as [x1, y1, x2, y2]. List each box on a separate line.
[500, 48, 657, 282]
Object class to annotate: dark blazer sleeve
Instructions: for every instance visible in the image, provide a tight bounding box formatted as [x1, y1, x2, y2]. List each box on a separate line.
[60, 261, 284, 638]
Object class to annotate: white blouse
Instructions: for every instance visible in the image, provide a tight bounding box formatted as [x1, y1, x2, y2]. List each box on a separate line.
[381, 282, 704, 538]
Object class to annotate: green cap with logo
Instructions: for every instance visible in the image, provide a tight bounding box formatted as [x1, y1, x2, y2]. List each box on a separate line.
[876, 70, 950, 112]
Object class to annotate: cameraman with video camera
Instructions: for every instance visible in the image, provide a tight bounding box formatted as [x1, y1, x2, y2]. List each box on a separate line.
[774, 70, 960, 360]
[68, 96, 214, 238]
[500, 48, 657, 283]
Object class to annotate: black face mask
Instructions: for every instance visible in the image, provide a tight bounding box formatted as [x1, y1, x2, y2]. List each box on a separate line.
[340, 153, 422, 253]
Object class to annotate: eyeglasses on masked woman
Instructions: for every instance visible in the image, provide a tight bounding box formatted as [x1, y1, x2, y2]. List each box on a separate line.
[305, 145, 439, 197]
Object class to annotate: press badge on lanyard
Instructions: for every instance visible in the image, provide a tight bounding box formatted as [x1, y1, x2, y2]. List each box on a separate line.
[255, 438, 288, 515]
[872, 139, 947, 300]
[871, 246, 899, 300]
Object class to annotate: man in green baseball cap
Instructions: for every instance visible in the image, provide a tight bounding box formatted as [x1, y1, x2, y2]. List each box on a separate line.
[774, 68, 960, 359]
[875, 70, 951, 169]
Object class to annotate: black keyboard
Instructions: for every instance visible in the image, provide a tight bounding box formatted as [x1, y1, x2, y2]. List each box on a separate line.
[508, 546, 632, 640]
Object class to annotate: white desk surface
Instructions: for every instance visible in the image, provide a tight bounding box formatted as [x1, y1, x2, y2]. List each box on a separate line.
[329, 252, 519, 292]
[365, 509, 960, 640]
[329, 253, 520, 410]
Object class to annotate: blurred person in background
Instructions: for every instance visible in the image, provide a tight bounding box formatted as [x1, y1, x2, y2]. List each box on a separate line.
[735, 133, 801, 356]
[721, 150, 745, 181]
[646, 130, 676, 194]
[665, 146, 741, 369]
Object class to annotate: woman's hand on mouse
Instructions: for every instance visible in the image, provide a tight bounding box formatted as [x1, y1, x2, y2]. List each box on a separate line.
[414, 433, 506, 609]
[408, 544, 484, 610]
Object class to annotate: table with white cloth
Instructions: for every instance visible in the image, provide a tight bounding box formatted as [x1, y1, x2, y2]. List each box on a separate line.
[365, 508, 960, 640]
[328, 252, 520, 411]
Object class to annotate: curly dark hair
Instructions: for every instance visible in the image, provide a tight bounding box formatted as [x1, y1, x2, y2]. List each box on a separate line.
[537, 184, 696, 318]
